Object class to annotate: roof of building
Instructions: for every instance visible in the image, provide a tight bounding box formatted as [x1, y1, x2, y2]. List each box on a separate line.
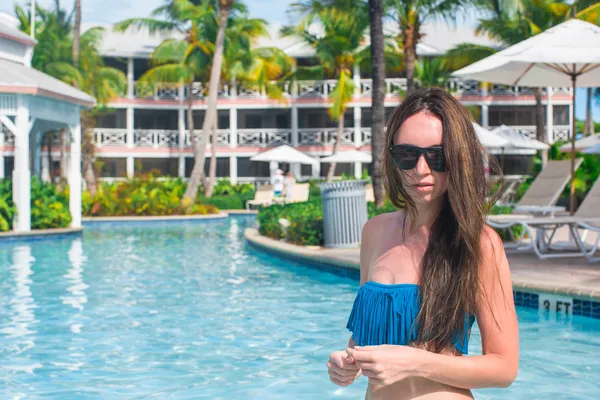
[0, 12, 36, 46]
[0, 58, 96, 107]
[86, 21, 500, 59]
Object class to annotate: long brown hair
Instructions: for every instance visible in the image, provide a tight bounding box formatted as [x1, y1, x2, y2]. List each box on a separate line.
[382, 88, 500, 353]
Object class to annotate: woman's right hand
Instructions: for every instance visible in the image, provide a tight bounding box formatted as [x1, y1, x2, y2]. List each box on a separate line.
[327, 350, 361, 387]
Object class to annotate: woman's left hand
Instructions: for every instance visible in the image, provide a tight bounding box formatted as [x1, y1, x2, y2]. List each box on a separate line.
[346, 345, 420, 388]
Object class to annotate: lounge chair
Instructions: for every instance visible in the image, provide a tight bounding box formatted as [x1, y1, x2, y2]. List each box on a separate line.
[365, 184, 375, 203]
[489, 159, 584, 218]
[286, 183, 310, 204]
[246, 185, 274, 210]
[488, 175, 600, 262]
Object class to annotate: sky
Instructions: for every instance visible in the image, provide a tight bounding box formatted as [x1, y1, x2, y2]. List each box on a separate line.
[0, 0, 596, 121]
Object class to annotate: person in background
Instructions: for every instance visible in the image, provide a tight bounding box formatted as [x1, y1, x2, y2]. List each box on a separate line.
[284, 171, 296, 201]
[271, 169, 285, 197]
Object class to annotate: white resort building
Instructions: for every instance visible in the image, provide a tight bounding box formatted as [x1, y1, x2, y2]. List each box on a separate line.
[0, 14, 573, 187]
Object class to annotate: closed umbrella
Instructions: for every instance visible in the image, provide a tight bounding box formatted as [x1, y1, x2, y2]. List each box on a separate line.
[453, 19, 600, 213]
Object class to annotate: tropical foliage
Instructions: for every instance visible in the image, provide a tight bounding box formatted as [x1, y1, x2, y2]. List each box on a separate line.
[15, 1, 127, 194]
[116, 0, 293, 201]
[0, 179, 72, 231]
[283, 0, 370, 181]
[82, 172, 219, 217]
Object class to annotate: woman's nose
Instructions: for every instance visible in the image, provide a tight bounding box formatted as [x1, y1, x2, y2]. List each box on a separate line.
[414, 154, 431, 175]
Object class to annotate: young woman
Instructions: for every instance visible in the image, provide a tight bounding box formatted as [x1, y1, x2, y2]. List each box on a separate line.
[327, 88, 519, 399]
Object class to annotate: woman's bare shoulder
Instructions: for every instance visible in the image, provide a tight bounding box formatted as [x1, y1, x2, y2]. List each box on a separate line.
[362, 210, 403, 241]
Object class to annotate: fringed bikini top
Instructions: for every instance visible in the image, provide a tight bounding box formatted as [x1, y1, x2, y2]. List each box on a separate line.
[346, 281, 476, 354]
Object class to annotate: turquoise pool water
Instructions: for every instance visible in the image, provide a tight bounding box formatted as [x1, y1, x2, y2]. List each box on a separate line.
[0, 216, 599, 399]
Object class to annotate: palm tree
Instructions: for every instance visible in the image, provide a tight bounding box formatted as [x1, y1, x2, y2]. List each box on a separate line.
[368, 0, 386, 206]
[182, 0, 235, 207]
[384, 0, 471, 95]
[16, 1, 73, 185]
[284, 0, 370, 182]
[73, 0, 81, 64]
[16, 2, 126, 193]
[203, 10, 293, 197]
[584, 87, 595, 136]
[46, 27, 127, 194]
[115, 0, 219, 207]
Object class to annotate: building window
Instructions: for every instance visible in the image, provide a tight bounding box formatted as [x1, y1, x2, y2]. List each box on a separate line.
[236, 157, 271, 177]
[99, 158, 127, 177]
[184, 157, 230, 178]
[245, 115, 262, 129]
[493, 155, 535, 175]
[3, 156, 14, 177]
[320, 162, 353, 177]
[276, 114, 289, 129]
[135, 158, 179, 177]
[553, 105, 569, 125]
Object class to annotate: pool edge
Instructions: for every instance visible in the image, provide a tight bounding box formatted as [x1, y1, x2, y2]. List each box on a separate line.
[244, 228, 600, 304]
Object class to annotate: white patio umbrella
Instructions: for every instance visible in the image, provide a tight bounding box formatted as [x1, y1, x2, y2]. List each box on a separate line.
[320, 150, 373, 163]
[491, 125, 550, 150]
[250, 145, 317, 164]
[582, 143, 600, 154]
[473, 123, 510, 148]
[559, 133, 600, 152]
[453, 18, 600, 213]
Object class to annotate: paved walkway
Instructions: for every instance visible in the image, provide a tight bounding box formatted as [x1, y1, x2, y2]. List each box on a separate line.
[245, 228, 600, 301]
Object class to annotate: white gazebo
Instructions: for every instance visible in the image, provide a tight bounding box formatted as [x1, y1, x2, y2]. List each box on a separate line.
[0, 19, 95, 232]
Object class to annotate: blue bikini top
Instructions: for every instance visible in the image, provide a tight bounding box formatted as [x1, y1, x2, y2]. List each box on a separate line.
[346, 281, 476, 354]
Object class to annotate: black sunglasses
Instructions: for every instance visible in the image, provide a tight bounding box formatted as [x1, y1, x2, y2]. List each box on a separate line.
[388, 144, 446, 172]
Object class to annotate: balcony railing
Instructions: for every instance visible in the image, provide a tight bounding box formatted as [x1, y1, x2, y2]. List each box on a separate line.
[89, 126, 571, 150]
[129, 78, 573, 102]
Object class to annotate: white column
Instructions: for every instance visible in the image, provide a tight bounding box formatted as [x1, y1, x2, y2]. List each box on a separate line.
[13, 96, 31, 232]
[481, 104, 489, 127]
[126, 107, 134, 178]
[353, 106, 362, 178]
[32, 130, 42, 178]
[230, 155, 237, 185]
[230, 108, 237, 148]
[69, 122, 82, 229]
[312, 156, 320, 178]
[178, 107, 186, 178]
[127, 57, 134, 99]
[353, 63, 361, 96]
[291, 81, 299, 147]
[546, 86, 554, 143]
[41, 146, 50, 182]
[0, 120, 5, 179]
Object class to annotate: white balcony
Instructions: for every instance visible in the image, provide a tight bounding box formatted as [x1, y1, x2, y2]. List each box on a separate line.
[87, 126, 571, 150]
[129, 78, 573, 101]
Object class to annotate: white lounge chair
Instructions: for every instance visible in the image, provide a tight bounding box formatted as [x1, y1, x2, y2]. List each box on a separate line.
[246, 185, 274, 210]
[488, 175, 600, 262]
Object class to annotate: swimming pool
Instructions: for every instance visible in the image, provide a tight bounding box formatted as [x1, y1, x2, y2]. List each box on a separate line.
[0, 216, 599, 399]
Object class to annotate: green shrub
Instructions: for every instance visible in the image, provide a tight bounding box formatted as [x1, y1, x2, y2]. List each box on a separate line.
[31, 178, 72, 229]
[258, 200, 324, 246]
[198, 192, 255, 210]
[368, 200, 397, 218]
[83, 173, 218, 216]
[0, 178, 71, 231]
[0, 180, 16, 231]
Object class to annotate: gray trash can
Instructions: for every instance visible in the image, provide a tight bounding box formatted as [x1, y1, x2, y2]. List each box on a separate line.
[319, 180, 369, 248]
